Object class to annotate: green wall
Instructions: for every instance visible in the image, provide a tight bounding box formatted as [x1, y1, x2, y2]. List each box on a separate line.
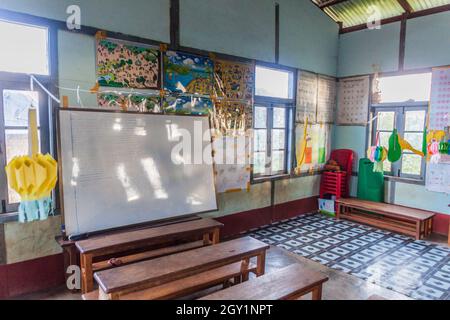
[335, 15, 450, 216]
[0, 0, 339, 264]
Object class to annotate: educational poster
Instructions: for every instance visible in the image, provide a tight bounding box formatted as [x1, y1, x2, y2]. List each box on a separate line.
[98, 92, 161, 113]
[213, 136, 251, 193]
[163, 96, 213, 116]
[214, 59, 254, 101]
[425, 163, 450, 194]
[317, 75, 337, 124]
[213, 101, 253, 134]
[295, 123, 331, 174]
[429, 68, 450, 130]
[164, 51, 214, 95]
[296, 71, 318, 124]
[337, 76, 370, 125]
[97, 39, 160, 89]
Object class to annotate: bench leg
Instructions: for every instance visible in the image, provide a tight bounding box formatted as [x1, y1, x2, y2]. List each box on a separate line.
[212, 228, 220, 244]
[256, 251, 266, 277]
[312, 285, 323, 300]
[80, 254, 93, 294]
[336, 204, 341, 220]
[241, 258, 250, 281]
[98, 287, 119, 300]
[416, 222, 421, 240]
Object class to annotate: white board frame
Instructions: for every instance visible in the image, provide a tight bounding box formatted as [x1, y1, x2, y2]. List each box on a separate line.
[56, 108, 218, 237]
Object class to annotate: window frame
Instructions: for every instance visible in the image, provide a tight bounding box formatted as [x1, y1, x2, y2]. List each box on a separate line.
[0, 16, 57, 214]
[371, 102, 428, 182]
[252, 63, 296, 182]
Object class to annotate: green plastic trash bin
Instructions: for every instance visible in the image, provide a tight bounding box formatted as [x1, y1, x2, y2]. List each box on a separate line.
[357, 158, 385, 203]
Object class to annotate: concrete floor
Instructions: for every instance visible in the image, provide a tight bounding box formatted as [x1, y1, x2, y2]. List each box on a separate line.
[15, 233, 448, 301]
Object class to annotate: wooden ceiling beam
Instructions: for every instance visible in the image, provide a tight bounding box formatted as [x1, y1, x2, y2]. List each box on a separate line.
[340, 3, 450, 34]
[397, 0, 414, 14]
[319, 0, 350, 9]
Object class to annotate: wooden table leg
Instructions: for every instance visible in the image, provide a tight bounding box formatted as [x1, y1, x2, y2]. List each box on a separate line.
[312, 285, 323, 300]
[203, 233, 211, 246]
[241, 258, 250, 282]
[212, 228, 220, 244]
[415, 222, 421, 240]
[80, 253, 94, 294]
[256, 251, 266, 277]
[336, 204, 341, 220]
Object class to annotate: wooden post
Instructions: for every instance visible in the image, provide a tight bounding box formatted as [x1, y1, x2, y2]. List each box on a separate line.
[212, 228, 220, 244]
[312, 285, 323, 300]
[256, 251, 266, 277]
[241, 258, 250, 282]
[80, 254, 93, 294]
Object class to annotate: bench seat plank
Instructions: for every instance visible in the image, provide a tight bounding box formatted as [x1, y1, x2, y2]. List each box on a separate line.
[94, 237, 269, 296]
[336, 198, 436, 221]
[199, 264, 328, 300]
[83, 262, 257, 300]
[76, 218, 223, 255]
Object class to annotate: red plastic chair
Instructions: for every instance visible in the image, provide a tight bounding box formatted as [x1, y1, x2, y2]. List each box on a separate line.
[319, 149, 354, 200]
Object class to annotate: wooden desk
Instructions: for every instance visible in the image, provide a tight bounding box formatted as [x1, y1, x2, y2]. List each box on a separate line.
[336, 198, 436, 240]
[199, 264, 329, 300]
[94, 236, 269, 300]
[76, 218, 223, 294]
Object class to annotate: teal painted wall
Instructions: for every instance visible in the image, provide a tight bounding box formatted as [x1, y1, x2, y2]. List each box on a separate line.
[338, 22, 401, 77]
[277, 0, 339, 76]
[404, 11, 450, 70]
[0, 0, 171, 42]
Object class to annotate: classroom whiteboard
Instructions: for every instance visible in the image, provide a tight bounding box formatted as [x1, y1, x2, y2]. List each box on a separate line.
[59, 109, 218, 236]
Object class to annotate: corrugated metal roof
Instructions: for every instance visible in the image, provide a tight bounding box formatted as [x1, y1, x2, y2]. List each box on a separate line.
[312, 0, 450, 29]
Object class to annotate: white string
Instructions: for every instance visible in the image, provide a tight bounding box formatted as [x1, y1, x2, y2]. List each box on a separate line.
[29, 75, 61, 104]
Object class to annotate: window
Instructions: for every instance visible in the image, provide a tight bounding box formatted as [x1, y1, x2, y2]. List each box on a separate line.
[0, 19, 52, 213]
[371, 73, 431, 180]
[253, 65, 295, 180]
[0, 20, 49, 75]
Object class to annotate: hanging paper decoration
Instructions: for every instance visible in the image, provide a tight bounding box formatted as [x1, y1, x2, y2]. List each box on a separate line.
[429, 67, 450, 130]
[337, 76, 370, 125]
[5, 108, 58, 223]
[211, 101, 252, 135]
[97, 39, 160, 89]
[296, 71, 318, 124]
[317, 75, 337, 124]
[426, 163, 450, 194]
[388, 129, 402, 163]
[164, 51, 214, 95]
[98, 92, 161, 113]
[163, 96, 213, 116]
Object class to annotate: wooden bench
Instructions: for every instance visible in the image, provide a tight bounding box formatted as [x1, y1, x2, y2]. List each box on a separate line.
[76, 218, 223, 294]
[82, 261, 257, 300]
[199, 264, 328, 300]
[336, 198, 436, 240]
[94, 236, 269, 300]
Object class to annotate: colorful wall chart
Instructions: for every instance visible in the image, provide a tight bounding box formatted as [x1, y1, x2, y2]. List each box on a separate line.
[213, 135, 251, 193]
[317, 76, 337, 124]
[214, 59, 254, 101]
[164, 51, 214, 95]
[429, 67, 450, 130]
[163, 96, 213, 116]
[98, 92, 161, 113]
[337, 76, 370, 125]
[97, 39, 160, 89]
[296, 71, 318, 124]
[295, 123, 332, 174]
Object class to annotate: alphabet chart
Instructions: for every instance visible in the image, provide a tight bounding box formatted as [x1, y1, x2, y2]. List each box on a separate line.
[317, 75, 337, 124]
[296, 71, 318, 124]
[429, 67, 450, 130]
[337, 76, 370, 125]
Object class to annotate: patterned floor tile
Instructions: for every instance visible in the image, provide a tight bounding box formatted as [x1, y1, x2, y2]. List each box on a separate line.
[248, 213, 450, 300]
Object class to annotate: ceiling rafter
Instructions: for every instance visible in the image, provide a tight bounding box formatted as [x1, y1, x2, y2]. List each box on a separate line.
[397, 0, 414, 14]
[319, 0, 351, 9]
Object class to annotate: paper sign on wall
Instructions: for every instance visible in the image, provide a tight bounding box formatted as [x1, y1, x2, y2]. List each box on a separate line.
[317, 76, 337, 124]
[337, 76, 370, 125]
[296, 71, 318, 124]
[429, 67, 450, 130]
